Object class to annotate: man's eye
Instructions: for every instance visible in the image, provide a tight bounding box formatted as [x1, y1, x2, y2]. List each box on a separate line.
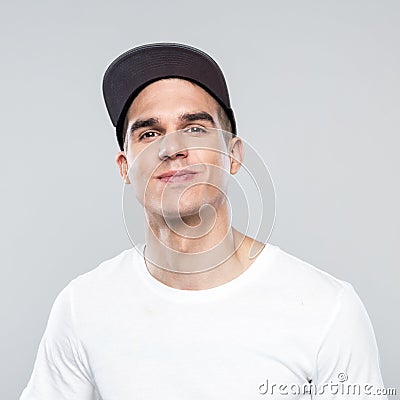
[185, 126, 207, 134]
[139, 131, 160, 140]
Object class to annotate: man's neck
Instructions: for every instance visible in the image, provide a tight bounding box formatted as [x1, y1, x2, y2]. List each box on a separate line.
[143, 212, 265, 290]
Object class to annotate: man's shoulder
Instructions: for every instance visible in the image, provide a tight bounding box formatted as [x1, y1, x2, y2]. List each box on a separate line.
[267, 244, 353, 308]
[272, 245, 345, 285]
[66, 246, 141, 295]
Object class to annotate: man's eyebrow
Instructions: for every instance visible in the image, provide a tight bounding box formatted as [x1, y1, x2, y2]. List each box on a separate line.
[180, 112, 215, 125]
[129, 117, 160, 135]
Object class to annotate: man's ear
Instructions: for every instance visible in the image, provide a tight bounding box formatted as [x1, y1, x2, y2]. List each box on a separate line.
[229, 137, 244, 175]
[115, 151, 131, 184]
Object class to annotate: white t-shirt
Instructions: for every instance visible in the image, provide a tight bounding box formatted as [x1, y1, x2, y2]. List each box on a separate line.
[20, 243, 387, 399]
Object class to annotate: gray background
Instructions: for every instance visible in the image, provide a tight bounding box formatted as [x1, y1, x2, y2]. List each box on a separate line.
[1, 0, 398, 398]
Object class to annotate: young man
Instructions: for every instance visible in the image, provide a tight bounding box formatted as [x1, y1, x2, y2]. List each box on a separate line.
[20, 43, 387, 399]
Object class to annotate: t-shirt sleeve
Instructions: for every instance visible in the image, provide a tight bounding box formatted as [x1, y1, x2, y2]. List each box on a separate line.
[19, 282, 101, 400]
[312, 281, 388, 399]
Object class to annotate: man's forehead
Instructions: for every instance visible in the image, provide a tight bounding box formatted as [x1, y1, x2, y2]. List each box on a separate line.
[126, 78, 220, 119]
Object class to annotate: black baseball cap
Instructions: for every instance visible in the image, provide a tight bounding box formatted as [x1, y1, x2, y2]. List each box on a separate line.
[102, 43, 237, 150]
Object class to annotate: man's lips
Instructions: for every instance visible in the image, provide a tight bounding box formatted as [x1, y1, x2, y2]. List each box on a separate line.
[156, 169, 198, 183]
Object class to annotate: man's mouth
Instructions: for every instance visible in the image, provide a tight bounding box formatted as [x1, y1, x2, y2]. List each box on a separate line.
[156, 169, 198, 183]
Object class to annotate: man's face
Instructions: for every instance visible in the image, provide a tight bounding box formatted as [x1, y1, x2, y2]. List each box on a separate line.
[118, 78, 241, 220]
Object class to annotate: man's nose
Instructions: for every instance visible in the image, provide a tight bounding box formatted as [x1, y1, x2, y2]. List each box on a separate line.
[158, 131, 189, 160]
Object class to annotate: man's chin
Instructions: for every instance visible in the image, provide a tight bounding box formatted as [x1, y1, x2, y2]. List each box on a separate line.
[145, 205, 204, 222]
[144, 197, 218, 221]
[158, 207, 201, 220]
